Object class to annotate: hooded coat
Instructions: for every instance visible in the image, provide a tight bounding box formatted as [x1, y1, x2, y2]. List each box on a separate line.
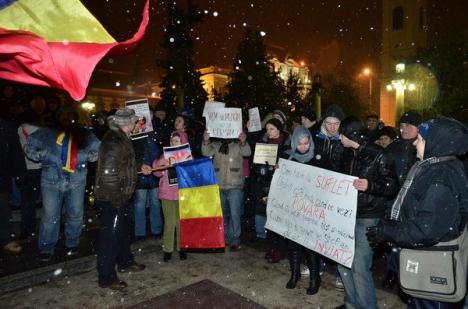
[381, 117, 468, 248]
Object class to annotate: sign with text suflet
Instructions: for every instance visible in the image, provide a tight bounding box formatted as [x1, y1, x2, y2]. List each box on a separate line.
[265, 159, 358, 268]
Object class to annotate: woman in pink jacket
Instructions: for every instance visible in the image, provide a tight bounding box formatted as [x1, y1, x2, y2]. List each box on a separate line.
[153, 131, 189, 262]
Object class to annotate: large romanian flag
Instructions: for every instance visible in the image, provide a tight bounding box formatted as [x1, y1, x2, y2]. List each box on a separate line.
[0, 0, 149, 101]
[176, 158, 225, 249]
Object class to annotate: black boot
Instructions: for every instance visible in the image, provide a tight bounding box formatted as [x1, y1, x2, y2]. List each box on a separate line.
[305, 249, 321, 295]
[286, 249, 301, 289]
[382, 270, 398, 289]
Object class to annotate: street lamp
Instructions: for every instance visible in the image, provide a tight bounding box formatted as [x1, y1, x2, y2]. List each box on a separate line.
[386, 63, 416, 123]
[362, 67, 372, 113]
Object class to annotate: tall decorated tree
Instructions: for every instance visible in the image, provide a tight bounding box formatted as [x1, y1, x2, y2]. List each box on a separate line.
[158, 0, 207, 118]
[226, 29, 284, 113]
[284, 71, 303, 113]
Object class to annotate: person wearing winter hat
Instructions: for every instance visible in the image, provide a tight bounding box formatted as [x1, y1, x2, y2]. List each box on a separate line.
[378, 110, 423, 290]
[365, 114, 380, 143]
[301, 108, 319, 136]
[376, 126, 397, 148]
[336, 116, 398, 309]
[399, 109, 422, 140]
[367, 116, 468, 309]
[312, 104, 345, 173]
[253, 116, 290, 264]
[95, 108, 152, 290]
[273, 109, 288, 124]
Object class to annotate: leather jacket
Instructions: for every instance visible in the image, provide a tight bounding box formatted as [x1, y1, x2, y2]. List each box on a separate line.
[95, 127, 138, 208]
[342, 142, 399, 218]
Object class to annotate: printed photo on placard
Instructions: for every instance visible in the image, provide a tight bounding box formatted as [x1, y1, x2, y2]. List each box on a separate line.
[125, 98, 153, 140]
[163, 143, 193, 165]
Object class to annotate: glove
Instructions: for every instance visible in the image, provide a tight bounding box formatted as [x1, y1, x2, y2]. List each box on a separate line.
[366, 223, 384, 248]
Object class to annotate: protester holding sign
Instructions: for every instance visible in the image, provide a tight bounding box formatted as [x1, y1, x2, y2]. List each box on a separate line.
[202, 130, 251, 250]
[153, 131, 190, 262]
[253, 117, 290, 263]
[312, 104, 345, 173]
[336, 116, 398, 309]
[280, 126, 322, 295]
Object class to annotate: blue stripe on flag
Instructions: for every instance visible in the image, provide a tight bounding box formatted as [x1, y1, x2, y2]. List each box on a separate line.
[0, 0, 16, 10]
[175, 157, 218, 189]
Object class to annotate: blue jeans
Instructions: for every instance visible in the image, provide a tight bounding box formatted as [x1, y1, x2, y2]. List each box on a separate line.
[133, 188, 162, 236]
[255, 215, 267, 239]
[338, 218, 379, 309]
[38, 181, 86, 254]
[220, 188, 243, 246]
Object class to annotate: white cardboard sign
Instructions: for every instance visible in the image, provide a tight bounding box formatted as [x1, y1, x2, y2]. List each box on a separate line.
[202, 101, 225, 117]
[265, 159, 358, 268]
[205, 107, 242, 139]
[248, 107, 262, 132]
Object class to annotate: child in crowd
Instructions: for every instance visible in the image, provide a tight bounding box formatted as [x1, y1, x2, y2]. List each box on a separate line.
[153, 131, 189, 262]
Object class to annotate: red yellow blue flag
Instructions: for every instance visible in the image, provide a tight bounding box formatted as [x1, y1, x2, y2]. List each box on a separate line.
[56, 132, 78, 173]
[176, 158, 225, 249]
[0, 0, 149, 100]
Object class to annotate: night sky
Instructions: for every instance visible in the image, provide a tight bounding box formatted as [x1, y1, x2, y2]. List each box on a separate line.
[83, 0, 467, 89]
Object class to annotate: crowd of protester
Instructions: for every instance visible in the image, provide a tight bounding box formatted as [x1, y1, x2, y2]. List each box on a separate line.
[1, 82, 467, 308]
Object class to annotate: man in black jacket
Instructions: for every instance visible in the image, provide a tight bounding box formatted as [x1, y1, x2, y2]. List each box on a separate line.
[380, 110, 422, 288]
[367, 116, 468, 308]
[386, 110, 422, 185]
[95, 108, 153, 290]
[336, 116, 398, 309]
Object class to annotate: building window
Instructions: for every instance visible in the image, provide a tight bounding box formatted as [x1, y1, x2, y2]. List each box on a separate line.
[392, 6, 404, 30]
[419, 6, 425, 30]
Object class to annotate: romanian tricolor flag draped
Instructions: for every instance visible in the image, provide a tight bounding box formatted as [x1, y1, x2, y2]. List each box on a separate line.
[0, 0, 149, 101]
[56, 132, 78, 173]
[176, 158, 225, 249]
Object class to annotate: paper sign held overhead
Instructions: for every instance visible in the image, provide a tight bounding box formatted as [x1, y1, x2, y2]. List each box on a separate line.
[202, 101, 225, 117]
[125, 99, 153, 140]
[205, 108, 242, 139]
[248, 107, 262, 132]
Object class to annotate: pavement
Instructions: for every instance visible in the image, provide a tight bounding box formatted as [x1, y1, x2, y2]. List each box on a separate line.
[0, 235, 406, 309]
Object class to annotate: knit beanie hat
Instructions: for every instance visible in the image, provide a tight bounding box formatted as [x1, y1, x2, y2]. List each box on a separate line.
[339, 116, 365, 143]
[418, 119, 435, 141]
[378, 126, 397, 140]
[107, 108, 139, 126]
[399, 110, 422, 127]
[323, 104, 344, 122]
[273, 109, 287, 124]
[302, 108, 316, 122]
[266, 117, 283, 132]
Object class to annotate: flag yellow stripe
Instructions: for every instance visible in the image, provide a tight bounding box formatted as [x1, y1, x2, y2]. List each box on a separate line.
[0, 0, 115, 43]
[179, 185, 222, 219]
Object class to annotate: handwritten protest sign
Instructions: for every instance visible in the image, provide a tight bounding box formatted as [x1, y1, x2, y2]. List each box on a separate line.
[202, 101, 225, 117]
[206, 108, 242, 139]
[265, 159, 358, 268]
[253, 143, 278, 165]
[248, 107, 262, 132]
[125, 99, 153, 140]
